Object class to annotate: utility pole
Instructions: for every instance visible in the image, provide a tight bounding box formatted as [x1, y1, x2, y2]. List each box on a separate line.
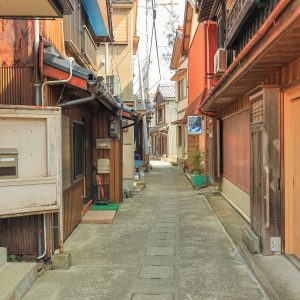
[144, 0, 150, 99]
[138, 48, 150, 161]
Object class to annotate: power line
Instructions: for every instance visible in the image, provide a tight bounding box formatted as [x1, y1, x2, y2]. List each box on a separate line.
[152, 0, 162, 80]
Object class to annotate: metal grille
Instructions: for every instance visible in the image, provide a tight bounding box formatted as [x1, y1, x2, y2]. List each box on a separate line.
[64, 0, 80, 53]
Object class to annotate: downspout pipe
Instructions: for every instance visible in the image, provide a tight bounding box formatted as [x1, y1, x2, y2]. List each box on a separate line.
[201, 0, 292, 108]
[41, 57, 74, 106]
[57, 94, 95, 107]
[34, 18, 40, 106]
[37, 214, 47, 260]
[137, 48, 150, 157]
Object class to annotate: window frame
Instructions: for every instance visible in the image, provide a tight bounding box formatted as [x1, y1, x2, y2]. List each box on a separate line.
[178, 76, 187, 101]
[176, 126, 183, 147]
[71, 120, 85, 182]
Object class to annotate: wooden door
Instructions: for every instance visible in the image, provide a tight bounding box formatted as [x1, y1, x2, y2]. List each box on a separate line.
[291, 100, 300, 258]
[250, 86, 281, 255]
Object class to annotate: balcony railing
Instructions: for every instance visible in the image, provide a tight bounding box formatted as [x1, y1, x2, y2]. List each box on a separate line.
[82, 25, 97, 69]
[225, 0, 257, 48]
[225, 0, 280, 54]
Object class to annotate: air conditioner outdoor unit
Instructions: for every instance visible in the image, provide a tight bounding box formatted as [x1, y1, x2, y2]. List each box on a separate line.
[214, 48, 227, 75]
[106, 75, 121, 97]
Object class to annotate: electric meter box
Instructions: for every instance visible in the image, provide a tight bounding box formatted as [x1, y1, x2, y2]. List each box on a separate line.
[0, 148, 18, 179]
[0, 105, 62, 217]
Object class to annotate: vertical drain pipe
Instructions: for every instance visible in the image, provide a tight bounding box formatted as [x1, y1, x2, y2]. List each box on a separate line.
[37, 215, 47, 260]
[34, 18, 40, 105]
[105, 43, 109, 76]
[137, 48, 149, 162]
[33, 18, 46, 259]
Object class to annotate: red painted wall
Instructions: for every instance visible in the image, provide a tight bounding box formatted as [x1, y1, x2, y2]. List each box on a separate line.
[188, 22, 217, 104]
[188, 23, 206, 105]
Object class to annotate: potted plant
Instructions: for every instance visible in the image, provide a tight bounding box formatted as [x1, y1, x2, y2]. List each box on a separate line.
[188, 148, 206, 188]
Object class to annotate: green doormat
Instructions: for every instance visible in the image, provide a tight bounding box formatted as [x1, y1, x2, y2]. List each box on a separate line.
[89, 203, 119, 211]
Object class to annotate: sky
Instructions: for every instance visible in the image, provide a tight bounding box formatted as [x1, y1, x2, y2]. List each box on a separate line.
[134, 0, 185, 97]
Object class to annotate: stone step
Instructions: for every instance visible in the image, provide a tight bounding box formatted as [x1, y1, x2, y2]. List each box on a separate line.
[0, 262, 37, 300]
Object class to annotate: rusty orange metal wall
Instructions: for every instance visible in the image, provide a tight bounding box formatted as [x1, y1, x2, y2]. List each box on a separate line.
[0, 19, 64, 65]
[0, 215, 38, 255]
[0, 66, 34, 104]
[0, 20, 34, 66]
[222, 109, 250, 193]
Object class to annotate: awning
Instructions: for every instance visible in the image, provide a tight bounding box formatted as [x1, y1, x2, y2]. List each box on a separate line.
[171, 69, 187, 81]
[0, 0, 73, 18]
[120, 104, 140, 120]
[43, 49, 122, 111]
[149, 124, 168, 133]
[43, 51, 97, 91]
[171, 119, 184, 125]
[196, 0, 215, 22]
[182, 1, 194, 55]
[82, 0, 109, 38]
[170, 28, 183, 70]
[182, 90, 205, 123]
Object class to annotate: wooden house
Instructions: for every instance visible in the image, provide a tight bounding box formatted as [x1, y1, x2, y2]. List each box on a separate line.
[170, 0, 216, 179]
[97, 0, 139, 194]
[170, 27, 189, 166]
[197, 0, 300, 258]
[0, 0, 133, 258]
[150, 83, 177, 162]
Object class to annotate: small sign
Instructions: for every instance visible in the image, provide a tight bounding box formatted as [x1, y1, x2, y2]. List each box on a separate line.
[96, 139, 111, 150]
[188, 116, 202, 135]
[97, 159, 110, 174]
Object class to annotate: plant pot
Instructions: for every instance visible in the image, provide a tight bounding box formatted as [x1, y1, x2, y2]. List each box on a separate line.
[191, 174, 207, 187]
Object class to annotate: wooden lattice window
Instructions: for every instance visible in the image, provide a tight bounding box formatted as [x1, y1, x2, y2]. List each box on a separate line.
[250, 97, 263, 124]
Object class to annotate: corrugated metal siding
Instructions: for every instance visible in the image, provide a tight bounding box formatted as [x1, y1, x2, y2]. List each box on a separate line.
[0, 66, 34, 105]
[223, 110, 250, 193]
[0, 215, 38, 255]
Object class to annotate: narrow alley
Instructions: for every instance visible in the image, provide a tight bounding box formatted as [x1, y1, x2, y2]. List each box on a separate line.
[24, 162, 265, 300]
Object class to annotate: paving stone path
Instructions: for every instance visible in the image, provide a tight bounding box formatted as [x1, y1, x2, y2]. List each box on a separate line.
[24, 161, 267, 300]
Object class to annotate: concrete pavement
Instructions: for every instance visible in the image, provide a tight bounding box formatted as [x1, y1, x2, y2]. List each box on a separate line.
[24, 161, 266, 300]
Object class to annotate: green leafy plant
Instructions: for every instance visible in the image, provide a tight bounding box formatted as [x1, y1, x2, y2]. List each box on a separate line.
[189, 148, 204, 174]
[7, 255, 19, 262]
